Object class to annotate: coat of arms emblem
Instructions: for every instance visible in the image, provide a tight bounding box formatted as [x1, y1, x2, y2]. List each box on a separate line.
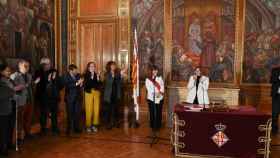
[211, 123, 229, 147]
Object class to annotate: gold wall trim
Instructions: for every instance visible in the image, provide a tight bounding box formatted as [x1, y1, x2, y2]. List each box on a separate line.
[54, 0, 62, 72]
[164, 0, 172, 80]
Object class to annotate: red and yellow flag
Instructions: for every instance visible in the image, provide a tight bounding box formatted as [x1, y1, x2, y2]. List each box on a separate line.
[132, 29, 140, 121]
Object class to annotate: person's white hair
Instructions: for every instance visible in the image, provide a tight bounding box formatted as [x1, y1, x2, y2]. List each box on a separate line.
[40, 57, 51, 65]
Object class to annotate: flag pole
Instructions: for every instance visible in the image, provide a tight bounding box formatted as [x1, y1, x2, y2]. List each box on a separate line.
[130, 28, 140, 128]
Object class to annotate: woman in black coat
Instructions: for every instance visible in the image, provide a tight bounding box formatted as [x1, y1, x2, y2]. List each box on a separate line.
[103, 61, 127, 129]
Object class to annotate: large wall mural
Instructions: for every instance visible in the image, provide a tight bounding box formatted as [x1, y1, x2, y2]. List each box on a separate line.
[243, 0, 280, 83]
[171, 0, 236, 83]
[0, 0, 55, 70]
[131, 0, 164, 80]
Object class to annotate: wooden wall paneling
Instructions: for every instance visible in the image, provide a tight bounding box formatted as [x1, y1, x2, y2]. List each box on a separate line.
[93, 23, 102, 69]
[78, 21, 117, 72]
[240, 85, 272, 111]
[79, 0, 118, 17]
[102, 22, 117, 67]
[80, 23, 94, 71]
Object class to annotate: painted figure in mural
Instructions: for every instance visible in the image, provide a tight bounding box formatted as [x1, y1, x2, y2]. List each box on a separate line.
[33, 0, 53, 20]
[25, 0, 35, 7]
[27, 21, 40, 68]
[256, 30, 265, 50]
[38, 32, 49, 59]
[200, 14, 217, 69]
[143, 0, 153, 10]
[133, 0, 153, 19]
[200, 31, 217, 69]
[263, 28, 274, 50]
[172, 45, 193, 80]
[0, 31, 9, 55]
[187, 17, 202, 55]
[271, 28, 280, 56]
[210, 50, 234, 82]
[152, 37, 164, 73]
[17, 6, 28, 33]
[0, 0, 8, 22]
[139, 30, 153, 79]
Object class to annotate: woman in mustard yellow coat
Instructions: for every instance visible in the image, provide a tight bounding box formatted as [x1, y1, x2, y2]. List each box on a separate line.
[83, 62, 102, 133]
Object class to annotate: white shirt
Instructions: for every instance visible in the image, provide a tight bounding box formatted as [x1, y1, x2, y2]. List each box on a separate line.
[145, 76, 164, 104]
[186, 75, 209, 105]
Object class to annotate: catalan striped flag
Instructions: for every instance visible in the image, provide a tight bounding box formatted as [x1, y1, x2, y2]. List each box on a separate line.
[132, 29, 140, 121]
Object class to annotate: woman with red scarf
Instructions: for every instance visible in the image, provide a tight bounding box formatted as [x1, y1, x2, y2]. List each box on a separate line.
[145, 65, 164, 137]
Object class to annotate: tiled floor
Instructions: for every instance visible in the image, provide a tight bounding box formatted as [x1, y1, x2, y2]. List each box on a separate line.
[6, 113, 280, 158]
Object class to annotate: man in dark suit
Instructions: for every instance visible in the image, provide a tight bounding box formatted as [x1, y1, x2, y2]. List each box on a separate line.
[63, 64, 83, 135]
[270, 66, 280, 134]
[34, 57, 52, 134]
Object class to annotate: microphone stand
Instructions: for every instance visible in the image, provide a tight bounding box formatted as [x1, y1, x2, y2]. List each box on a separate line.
[15, 102, 19, 151]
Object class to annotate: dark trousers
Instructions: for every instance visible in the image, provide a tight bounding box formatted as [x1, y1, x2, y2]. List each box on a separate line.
[0, 115, 10, 154]
[193, 96, 199, 105]
[39, 100, 59, 132]
[147, 99, 163, 130]
[17, 106, 24, 139]
[272, 95, 280, 131]
[66, 100, 80, 133]
[104, 101, 119, 127]
[39, 101, 48, 132]
[0, 112, 15, 154]
[23, 104, 33, 135]
[49, 102, 59, 132]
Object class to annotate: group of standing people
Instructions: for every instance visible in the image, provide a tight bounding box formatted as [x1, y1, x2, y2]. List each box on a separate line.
[0, 57, 128, 156]
[34, 58, 127, 135]
[0, 60, 33, 156]
[0, 56, 166, 156]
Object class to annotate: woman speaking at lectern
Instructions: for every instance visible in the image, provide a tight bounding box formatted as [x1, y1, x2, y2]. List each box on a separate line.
[186, 67, 209, 105]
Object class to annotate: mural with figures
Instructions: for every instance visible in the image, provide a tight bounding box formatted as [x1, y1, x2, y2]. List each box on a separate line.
[243, 0, 280, 83]
[0, 0, 55, 70]
[131, 0, 164, 80]
[172, 0, 236, 82]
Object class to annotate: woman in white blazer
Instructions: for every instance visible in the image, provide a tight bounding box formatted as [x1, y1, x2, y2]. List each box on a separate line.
[186, 67, 209, 105]
[145, 65, 164, 136]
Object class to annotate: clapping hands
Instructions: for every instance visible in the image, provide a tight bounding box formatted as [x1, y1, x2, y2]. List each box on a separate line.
[97, 71, 101, 81]
[120, 67, 128, 78]
[34, 77, 40, 84]
[76, 78, 84, 87]
[14, 84, 25, 91]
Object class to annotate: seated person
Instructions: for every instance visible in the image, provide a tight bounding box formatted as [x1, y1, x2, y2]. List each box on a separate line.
[186, 67, 209, 105]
